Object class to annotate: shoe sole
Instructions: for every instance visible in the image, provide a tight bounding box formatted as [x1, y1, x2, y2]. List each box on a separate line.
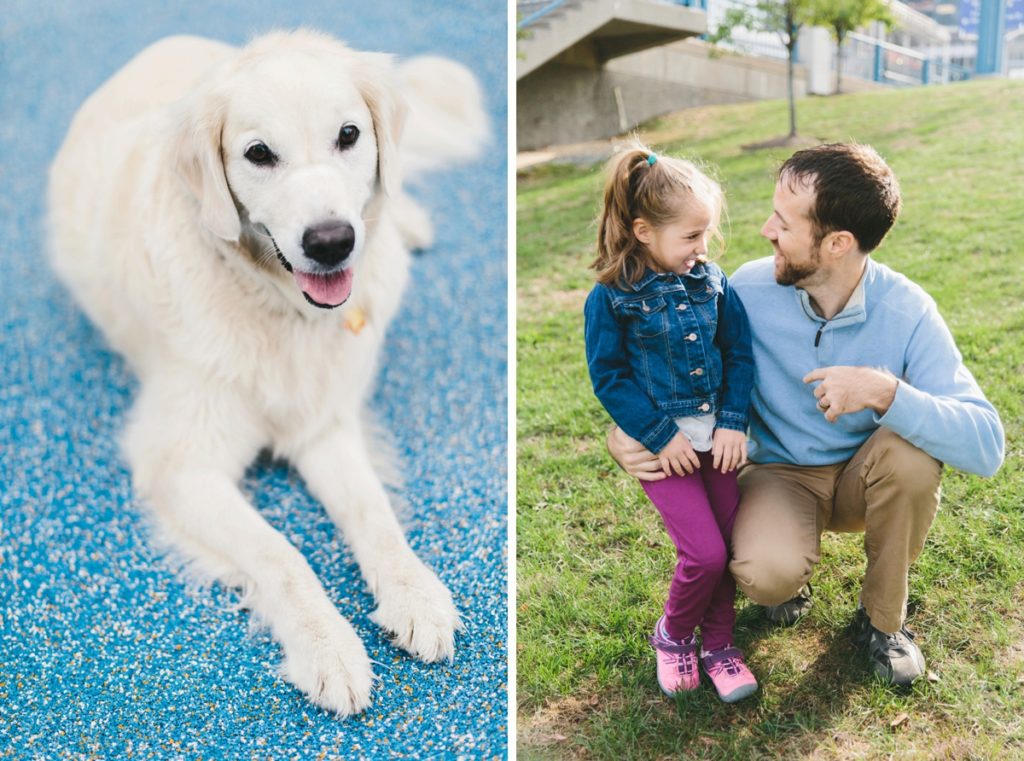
[716, 682, 758, 703]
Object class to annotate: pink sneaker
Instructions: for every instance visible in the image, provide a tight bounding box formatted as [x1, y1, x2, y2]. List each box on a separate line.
[701, 646, 758, 703]
[648, 616, 699, 696]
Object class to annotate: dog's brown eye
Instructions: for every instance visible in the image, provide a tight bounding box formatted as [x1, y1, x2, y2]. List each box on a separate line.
[244, 141, 276, 166]
[337, 124, 359, 149]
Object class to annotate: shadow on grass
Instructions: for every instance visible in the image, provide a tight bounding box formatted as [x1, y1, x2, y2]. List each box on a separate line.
[561, 608, 890, 759]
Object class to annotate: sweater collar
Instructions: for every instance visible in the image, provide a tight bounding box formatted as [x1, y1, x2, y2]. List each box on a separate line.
[796, 259, 871, 327]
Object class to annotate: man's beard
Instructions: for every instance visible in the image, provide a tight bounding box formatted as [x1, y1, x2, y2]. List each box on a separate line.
[775, 245, 822, 286]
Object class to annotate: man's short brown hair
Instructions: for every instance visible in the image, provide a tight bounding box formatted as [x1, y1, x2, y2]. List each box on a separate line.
[779, 143, 902, 253]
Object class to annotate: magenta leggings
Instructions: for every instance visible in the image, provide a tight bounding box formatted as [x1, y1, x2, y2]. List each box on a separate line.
[641, 450, 740, 651]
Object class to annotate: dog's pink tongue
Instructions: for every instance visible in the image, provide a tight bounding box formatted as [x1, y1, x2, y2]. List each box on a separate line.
[293, 270, 353, 307]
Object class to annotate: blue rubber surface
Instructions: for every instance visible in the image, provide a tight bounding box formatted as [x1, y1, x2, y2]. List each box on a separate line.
[0, 2, 507, 758]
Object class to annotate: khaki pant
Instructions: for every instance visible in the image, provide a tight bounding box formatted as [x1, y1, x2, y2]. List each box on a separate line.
[730, 428, 942, 634]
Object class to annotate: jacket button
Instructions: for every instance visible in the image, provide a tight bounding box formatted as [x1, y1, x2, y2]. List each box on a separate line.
[687, 333, 697, 341]
[691, 368, 704, 376]
[676, 304, 688, 311]
[642, 303, 650, 312]
[700, 403, 710, 411]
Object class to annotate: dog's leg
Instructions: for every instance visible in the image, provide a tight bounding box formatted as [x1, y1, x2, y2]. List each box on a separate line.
[124, 386, 375, 716]
[296, 426, 462, 662]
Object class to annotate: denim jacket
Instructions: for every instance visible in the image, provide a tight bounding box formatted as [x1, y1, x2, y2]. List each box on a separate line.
[583, 261, 754, 454]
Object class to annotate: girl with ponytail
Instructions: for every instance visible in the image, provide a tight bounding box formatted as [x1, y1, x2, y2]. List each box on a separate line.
[583, 140, 758, 703]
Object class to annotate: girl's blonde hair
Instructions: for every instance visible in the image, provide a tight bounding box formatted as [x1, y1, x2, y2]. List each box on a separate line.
[592, 140, 726, 287]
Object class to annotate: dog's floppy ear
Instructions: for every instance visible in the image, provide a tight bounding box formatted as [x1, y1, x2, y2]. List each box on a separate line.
[173, 88, 241, 242]
[352, 52, 407, 197]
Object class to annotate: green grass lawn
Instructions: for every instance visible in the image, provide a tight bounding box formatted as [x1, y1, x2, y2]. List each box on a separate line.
[517, 79, 1024, 759]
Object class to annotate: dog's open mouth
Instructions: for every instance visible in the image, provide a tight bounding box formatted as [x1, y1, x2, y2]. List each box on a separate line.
[262, 227, 353, 309]
[293, 269, 353, 309]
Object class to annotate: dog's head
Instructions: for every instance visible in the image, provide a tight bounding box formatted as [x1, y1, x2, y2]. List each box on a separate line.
[174, 31, 405, 310]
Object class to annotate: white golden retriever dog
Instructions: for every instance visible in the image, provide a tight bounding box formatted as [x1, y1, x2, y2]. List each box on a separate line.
[48, 30, 487, 715]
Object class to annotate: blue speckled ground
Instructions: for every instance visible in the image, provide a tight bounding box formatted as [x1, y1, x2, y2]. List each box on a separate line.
[0, 2, 507, 758]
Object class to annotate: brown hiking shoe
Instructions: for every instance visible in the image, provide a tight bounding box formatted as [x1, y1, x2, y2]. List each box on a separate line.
[764, 583, 813, 626]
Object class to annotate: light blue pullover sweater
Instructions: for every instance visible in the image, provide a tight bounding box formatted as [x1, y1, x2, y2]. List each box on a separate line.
[730, 257, 1004, 476]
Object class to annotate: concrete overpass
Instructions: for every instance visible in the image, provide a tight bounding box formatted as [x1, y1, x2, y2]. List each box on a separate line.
[517, 0, 708, 79]
[517, 0, 713, 149]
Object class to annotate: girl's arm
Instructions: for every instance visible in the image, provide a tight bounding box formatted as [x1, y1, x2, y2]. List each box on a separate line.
[714, 271, 754, 433]
[584, 285, 679, 454]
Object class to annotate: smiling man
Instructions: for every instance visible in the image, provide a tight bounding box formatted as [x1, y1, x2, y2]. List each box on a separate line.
[608, 143, 1004, 685]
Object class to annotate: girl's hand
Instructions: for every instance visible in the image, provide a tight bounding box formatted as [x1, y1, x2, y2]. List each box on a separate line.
[658, 431, 700, 477]
[712, 428, 748, 473]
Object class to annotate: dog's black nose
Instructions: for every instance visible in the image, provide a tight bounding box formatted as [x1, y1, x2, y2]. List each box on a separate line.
[301, 222, 355, 268]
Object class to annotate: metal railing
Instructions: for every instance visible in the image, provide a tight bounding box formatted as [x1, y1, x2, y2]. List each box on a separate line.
[517, 0, 568, 29]
[704, 0, 970, 88]
[844, 31, 971, 86]
[704, 0, 791, 60]
[517, 0, 706, 29]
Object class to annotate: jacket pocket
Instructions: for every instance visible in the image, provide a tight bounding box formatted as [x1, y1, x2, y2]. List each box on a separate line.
[621, 296, 669, 338]
[687, 282, 717, 304]
[687, 281, 719, 336]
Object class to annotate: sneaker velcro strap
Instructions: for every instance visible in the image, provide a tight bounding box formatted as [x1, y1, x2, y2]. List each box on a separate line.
[701, 646, 745, 669]
[648, 635, 697, 656]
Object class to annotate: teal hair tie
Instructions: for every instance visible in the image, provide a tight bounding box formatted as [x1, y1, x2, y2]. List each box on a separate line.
[647, 153, 658, 166]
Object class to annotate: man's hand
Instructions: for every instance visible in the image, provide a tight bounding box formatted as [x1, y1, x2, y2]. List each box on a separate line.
[711, 428, 747, 473]
[606, 426, 667, 481]
[657, 431, 700, 478]
[803, 366, 898, 423]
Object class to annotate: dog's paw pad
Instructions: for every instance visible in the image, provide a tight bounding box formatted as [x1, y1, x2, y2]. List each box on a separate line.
[370, 576, 461, 663]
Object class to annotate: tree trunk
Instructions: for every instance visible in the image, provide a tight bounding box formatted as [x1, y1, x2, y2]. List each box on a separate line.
[787, 8, 797, 138]
[835, 30, 845, 94]
[787, 42, 797, 137]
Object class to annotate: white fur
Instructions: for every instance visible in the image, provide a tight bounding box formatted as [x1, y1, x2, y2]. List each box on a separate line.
[48, 30, 486, 716]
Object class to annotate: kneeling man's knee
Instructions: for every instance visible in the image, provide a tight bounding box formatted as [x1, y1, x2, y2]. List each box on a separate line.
[729, 549, 813, 606]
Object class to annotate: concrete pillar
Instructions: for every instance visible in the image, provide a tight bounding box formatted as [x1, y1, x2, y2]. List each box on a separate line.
[975, 0, 1007, 75]
[800, 26, 834, 94]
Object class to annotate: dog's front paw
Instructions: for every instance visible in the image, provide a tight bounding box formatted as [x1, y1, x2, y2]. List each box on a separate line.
[370, 571, 462, 663]
[280, 617, 375, 717]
